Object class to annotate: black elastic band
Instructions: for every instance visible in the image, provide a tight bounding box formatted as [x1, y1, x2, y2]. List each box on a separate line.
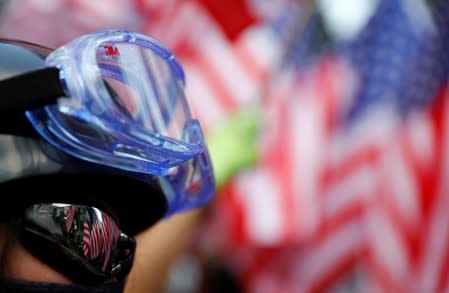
[0, 67, 65, 112]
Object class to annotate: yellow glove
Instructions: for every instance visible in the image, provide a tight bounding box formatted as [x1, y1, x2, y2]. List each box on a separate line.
[206, 110, 261, 190]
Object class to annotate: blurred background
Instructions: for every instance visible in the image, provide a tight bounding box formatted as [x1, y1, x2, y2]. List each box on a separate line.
[1, 0, 449, 292]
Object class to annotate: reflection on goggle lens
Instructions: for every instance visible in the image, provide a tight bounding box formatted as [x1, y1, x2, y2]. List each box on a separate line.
[20, 203, 135, 284]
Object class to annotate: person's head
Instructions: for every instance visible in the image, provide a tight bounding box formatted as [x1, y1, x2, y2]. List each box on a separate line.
[0, 29, 215, 291]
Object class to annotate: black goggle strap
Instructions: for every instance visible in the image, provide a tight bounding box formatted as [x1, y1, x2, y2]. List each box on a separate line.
[0, 67, 65, 113]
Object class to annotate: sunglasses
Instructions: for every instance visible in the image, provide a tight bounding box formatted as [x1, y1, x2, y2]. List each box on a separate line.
[20, 203, 135, 284]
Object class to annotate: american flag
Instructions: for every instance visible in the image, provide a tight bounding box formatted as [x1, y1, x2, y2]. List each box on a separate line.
[0, 0, 139, 48]
[65, 205, 77, 232]
[197, 0, 449, 292]
[82, 210, 117, 271]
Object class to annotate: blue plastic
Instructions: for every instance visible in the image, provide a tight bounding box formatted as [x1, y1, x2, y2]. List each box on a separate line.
[25, 29, 215, 214]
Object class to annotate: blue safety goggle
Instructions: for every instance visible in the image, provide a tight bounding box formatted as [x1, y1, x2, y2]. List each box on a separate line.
[0, 29, 215, 215]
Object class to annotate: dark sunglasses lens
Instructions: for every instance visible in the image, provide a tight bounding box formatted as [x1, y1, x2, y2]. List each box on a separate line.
[21, 204, 135, 284]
